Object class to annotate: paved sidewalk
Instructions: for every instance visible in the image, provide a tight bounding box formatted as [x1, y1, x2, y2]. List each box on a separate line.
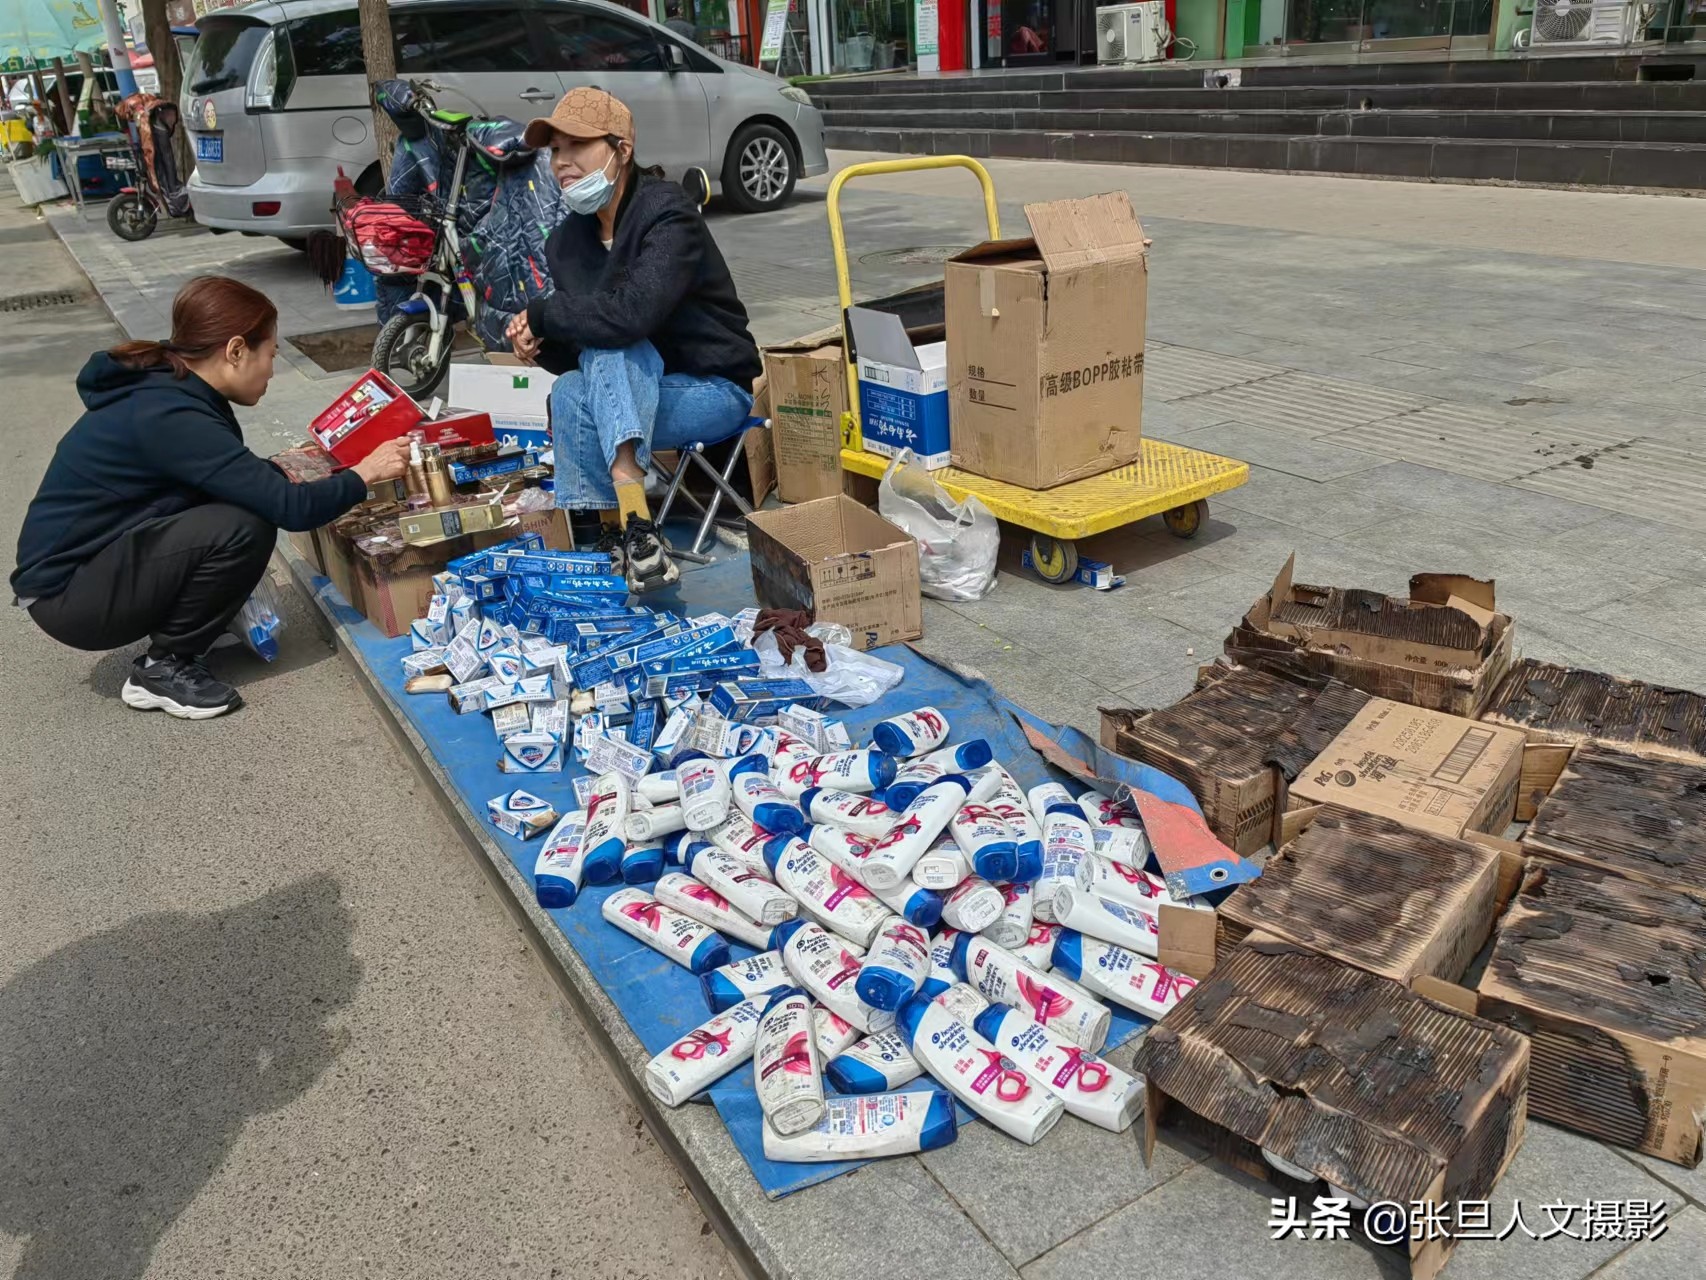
[3, 185, 730, 1280]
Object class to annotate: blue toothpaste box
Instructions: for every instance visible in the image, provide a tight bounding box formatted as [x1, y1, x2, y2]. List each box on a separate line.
[710, 678, 828, 725]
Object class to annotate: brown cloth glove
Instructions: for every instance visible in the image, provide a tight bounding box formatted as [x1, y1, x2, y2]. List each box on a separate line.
[753, 608, 828, 673]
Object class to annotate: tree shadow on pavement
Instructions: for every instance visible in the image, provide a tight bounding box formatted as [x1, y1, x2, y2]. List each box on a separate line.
[0, 875, 362, 1280]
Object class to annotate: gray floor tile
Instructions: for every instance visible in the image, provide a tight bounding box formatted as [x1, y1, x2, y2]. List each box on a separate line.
[1174, 373, 1431, 440]
[1540, 514, 1706, 588]
[1184, 422, 1387, 483]
[1623, 1152, 1706, 1212]
[1074, 528, 1243, 596]
[1319, 462, 1610, 541]
[1588, 1206, 1706, 1280]
[1181, 507, 1414, 594]
[1111, 664, 1205, 712]
[765, 1156, 1022, 1280]
[1143, 399, 1239, 439]
[1370, 341, 1568, 385]
[921, 1115, 1199, 1267]
[1236, 343, 1449, 389]
[1585, 579, 1706, 651]
[1445, 1121, 1670, 1280]
[1388, 367, 1571, 414]
[1022, 1160, 1400, 1280]
[1128, 570, 1278, 640]
[1217, 466, 1413, 539]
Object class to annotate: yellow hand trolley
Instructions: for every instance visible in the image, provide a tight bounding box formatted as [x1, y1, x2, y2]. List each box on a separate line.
[826, 156, 1251, 585]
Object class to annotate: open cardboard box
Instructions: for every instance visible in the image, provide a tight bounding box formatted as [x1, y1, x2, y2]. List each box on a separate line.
[745, 495, 922, 651]
[1135, 940, 1530, 1280]
[1227, 555, 1516, 718]
[1475, 855, 1706, 1168]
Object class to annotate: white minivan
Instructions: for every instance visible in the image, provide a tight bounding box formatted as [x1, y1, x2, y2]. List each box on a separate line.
[182, 0, 828, 243]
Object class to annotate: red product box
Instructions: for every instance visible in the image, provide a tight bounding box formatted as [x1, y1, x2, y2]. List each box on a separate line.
[429, 410, 495, 448]
[309, 370, 424, 464]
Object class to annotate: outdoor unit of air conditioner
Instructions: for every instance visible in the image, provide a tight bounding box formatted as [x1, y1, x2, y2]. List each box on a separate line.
[1528, 0, 1641, 45]
[1097, 2, 1168, 66]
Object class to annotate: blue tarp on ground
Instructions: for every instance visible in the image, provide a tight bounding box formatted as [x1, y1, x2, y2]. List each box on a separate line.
[310, 550, 1157, 1198]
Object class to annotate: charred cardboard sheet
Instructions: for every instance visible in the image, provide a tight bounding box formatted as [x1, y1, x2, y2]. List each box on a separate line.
[1217, 806, 1504, 987]
[1476, 858, 1706, 1167]
[1137, 941, 1528, 1279]
[1226, 555, 1515, 718]
[1100, 664, 1346, 855]
[1481, 660, 1706, 818]
[1521, 743, 1706, 896]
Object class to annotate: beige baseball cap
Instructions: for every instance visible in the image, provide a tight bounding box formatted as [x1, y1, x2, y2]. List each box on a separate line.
[523, 87, 635, 150]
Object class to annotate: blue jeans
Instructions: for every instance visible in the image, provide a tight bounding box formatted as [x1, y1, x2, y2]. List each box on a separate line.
[548, 340, 753, 511]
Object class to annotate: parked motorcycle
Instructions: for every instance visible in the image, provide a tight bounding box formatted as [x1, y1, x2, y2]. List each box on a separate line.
[107, 94, 192, 241]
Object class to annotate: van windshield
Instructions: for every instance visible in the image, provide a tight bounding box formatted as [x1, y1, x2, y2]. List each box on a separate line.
[185, 18, 270, 95]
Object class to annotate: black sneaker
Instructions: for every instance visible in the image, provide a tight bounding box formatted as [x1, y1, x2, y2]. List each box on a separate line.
[622, 515, 679, 593]
[120, 654, 243, 720]
[593, 523, 627, 576]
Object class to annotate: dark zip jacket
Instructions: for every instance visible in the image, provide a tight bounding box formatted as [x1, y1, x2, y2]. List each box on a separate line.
[527, 173, 762, 391]
[11, 354, 366, 600]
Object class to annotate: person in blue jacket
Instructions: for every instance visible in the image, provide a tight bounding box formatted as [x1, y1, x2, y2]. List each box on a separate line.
[12, 276, 409, 721]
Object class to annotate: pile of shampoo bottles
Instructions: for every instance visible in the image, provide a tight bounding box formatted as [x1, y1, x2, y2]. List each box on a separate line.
[532, 705, 1213, 1160]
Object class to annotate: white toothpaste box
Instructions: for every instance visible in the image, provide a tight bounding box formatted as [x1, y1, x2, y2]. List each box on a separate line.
[486, 788, 558, 838]
[450, 676, 506, 714]
[500, 731, 565, 774]
[491, 702, 532, 738]
[532, 699, 571, 741]
[402, 647, 447, 678]
[776, 703, 831, 752]
[486, 674, 554, 710]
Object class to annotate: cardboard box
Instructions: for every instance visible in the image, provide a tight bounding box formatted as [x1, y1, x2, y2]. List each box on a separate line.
[1479, 659, 1706, 819]
[1100, 664, 1341, 856]
[848, 307, 950, 470]
[945, 192, 1147, 489]
[1477, 858, 1706, 1167]
[1521, 743, 1706, 895]
[762, 331, 849, 503]
[1227, 556, 1516, 718]
[1137, 942, 1529, 1280]
[746, 495, 922, 651]
[448, 357, 555, 452]
[1287, 697, 1525, 841]
[1217, 805, 1513, 989]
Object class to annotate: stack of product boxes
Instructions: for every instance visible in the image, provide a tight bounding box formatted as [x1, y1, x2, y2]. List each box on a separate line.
[400, 533, 831, 823]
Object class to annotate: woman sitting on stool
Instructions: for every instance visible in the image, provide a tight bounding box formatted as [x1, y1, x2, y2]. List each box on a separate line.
[506, 87, 761, 592]
[12, 276, 410, 720]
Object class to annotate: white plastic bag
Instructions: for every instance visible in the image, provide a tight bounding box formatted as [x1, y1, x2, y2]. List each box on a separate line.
[878, 450, 998, 601]
[752, 632, 905, 708]
[233, 579, 285, 662]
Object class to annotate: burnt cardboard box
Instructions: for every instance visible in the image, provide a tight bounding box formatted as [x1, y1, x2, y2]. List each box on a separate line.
[1136, 941, 1528, 1280]
[1100, 664, 1334, 855]
[1480, 659, 1706, 819]
[746, 495, 922, 651]
[1286, 697, 1526, 842]
[945, 192, 1147, 489]
[1477, 858, 1706, 1168]
[1217, 805, 1515, 992]
[1520, 743, 1706, 895]
[1226, 555, 1516, 718]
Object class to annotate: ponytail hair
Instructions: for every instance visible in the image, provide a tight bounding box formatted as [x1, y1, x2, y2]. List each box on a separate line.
[110, 276, 279, 379]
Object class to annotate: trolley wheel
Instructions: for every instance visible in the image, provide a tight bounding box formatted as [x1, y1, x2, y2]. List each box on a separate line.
[1164, 499, 1208, 539]
[372, 310, 451, 398]
[106, 193, 157, 241]
[1029, 534, 1078, 585]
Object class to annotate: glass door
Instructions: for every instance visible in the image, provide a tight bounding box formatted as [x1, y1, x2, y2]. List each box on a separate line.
[1001, 0, 1055, 62]
[1277, 0, 1490, 52]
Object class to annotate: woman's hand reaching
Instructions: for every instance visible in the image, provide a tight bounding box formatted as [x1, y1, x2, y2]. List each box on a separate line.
[352, 436, 412, 487]
[506, 312, 541, 364]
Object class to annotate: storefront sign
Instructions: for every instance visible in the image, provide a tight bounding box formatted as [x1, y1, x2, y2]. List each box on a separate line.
[915, 0, 938, 71]
[759, 0, 790, 63]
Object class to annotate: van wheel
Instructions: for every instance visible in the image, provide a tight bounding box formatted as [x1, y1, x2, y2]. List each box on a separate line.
[722, 123, 796, 213]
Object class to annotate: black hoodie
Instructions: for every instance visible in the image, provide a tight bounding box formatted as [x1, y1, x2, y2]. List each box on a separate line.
[11, 353, 366, 600]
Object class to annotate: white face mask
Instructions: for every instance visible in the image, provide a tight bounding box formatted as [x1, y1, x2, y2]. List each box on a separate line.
[564, 150, 619, 216]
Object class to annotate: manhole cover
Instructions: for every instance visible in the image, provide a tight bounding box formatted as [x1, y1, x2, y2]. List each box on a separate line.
[858, 246, 969, 265]
[0, 289, 78, 312]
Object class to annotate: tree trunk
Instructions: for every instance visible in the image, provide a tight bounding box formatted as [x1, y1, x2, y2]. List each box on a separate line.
[358, 0, 399, 183]
[141, 0, 193, 188]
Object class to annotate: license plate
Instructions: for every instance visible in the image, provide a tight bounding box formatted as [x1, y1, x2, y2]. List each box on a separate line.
[196, 134, 223, 163]
[104, 153, 131, 170]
